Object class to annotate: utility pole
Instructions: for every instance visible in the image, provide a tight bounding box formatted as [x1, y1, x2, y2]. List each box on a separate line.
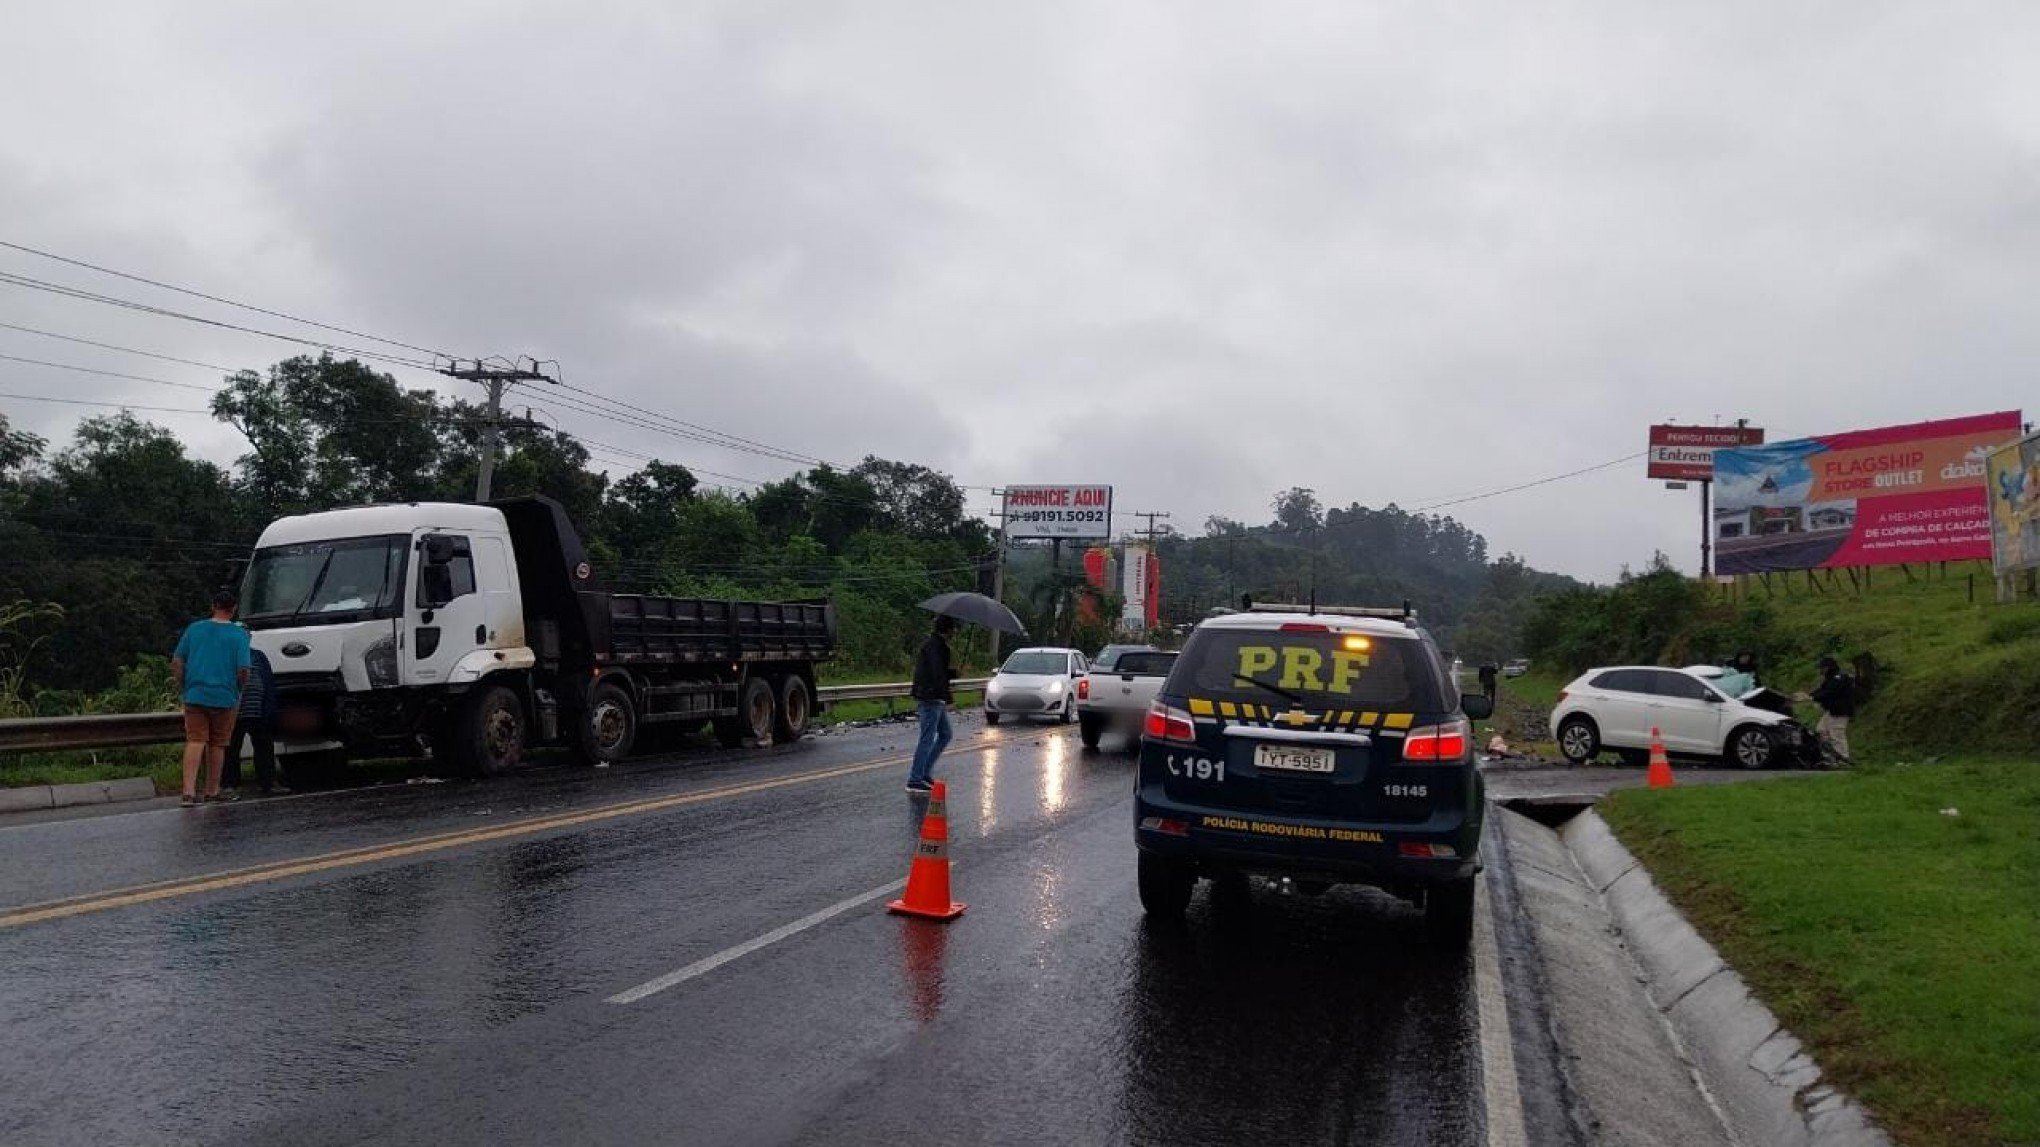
[1130, 511, 1171, 632]
[437, 359, 556, 501]
[989, 491, 1009, 661]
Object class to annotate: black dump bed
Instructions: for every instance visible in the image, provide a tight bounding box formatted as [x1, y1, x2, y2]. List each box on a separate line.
[491, 495, 835, 671]
[597, 595, 834, 666]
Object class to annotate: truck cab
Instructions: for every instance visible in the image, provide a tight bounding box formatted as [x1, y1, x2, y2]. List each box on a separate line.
[241, 503, 535, 760]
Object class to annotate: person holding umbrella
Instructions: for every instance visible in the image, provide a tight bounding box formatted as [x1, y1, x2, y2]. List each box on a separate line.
[907, 616, 958, 793]
[910, 591, 1027, 794]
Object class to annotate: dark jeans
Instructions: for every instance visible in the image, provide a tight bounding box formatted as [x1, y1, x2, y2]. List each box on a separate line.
[224, 719, 280, 790]
[909, 701, 953, 786]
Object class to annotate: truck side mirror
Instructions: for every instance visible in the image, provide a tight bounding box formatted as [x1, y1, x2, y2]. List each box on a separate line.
[423, 537, 456, 566]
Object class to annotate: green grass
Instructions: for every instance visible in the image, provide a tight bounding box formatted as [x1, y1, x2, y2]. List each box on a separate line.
[0, 746, 179, 793]
[1601, 757, 2040, 1147]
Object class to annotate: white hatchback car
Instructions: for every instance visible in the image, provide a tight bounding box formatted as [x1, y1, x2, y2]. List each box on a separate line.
[984, 647, 1087, 725]
[1549, 665, 1795, 769]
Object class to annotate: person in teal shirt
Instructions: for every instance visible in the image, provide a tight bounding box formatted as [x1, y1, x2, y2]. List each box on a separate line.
[172, 590, 251, 805]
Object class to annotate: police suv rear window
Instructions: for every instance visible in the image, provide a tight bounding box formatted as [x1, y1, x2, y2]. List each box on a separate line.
[1170, 628, 1447, 712]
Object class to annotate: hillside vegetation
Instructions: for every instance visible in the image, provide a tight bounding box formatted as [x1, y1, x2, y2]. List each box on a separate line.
[1524, 560, 2040, 758]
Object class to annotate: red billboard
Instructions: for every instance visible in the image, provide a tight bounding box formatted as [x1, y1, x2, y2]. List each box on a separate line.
[1712, 411, 2023, 574]
[1647, 424, 1766, 481]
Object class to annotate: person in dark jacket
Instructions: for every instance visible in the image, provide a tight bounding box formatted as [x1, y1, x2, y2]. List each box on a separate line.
[906, 616, 957, 793]
[1477, 663, 1498, 701]
[1802, 656, 1855, 761]
[224, 647, 289, 795]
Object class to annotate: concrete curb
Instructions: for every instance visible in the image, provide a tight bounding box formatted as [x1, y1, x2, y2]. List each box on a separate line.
[0, 776, 158, 814]
[1561, 810, 1892, 1147]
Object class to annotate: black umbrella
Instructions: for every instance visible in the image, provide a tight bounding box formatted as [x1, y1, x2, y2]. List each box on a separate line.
[919, 591, 1028, 637]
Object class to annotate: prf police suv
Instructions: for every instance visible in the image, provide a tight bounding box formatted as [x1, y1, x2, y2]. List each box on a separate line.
[1133, 604, 1493, 945]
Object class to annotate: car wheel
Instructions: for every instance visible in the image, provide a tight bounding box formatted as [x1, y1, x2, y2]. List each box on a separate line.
[1078, 712, 1104, 749]
[1727, 724, 1776, 770]
[1137, 852, 1195, 919]
[985, 710, 1002, 726]
[1425, 876, 1476, 948]
[1059, 696, 1075, 724]
[1557, 716, 1600, 764]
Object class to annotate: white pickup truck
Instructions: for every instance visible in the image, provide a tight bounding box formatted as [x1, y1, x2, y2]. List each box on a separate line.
[1077, 648, 1179, 750]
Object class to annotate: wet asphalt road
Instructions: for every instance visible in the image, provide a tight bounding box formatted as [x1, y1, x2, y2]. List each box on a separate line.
[0, 716, 1582, 1147]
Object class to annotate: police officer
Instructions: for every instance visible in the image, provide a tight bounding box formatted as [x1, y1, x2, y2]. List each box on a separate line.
[1803, 656, 1855, 762]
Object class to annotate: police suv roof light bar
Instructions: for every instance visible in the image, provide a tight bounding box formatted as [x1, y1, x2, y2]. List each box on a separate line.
[1246, 602, 1417, 622]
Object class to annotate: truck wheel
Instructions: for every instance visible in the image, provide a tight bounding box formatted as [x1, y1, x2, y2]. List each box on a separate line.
[1078, 712, 1104, 749]
[577, 681, 637, 766]
[1137, 852, 1195, 920]
[985, 711, 1002, 726]
[458, 684, 527, 777]
[1425, 876, 1476, 948]
[773, 676, 813, 743]
[715, 677, 776, 748]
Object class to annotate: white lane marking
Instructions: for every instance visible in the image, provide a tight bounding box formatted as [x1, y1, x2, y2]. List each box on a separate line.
[1474, 874, 1530, 1147]
[606, 876, 908, 1005]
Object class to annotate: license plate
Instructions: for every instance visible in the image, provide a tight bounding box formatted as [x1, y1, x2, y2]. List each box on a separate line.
[1254, 744, 1336, 774]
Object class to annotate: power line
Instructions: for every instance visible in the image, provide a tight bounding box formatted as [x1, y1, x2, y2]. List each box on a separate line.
[1409, 451, 1645, 513]
[0, 238, 450, 359]
[0, 351, 221, 393]
[0, 390, 212, 415]
[0, 321, 245, 374]
[0, 269, 438, 372]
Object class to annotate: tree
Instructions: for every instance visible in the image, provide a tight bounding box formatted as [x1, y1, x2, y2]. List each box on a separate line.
[213, 354, 444, 515]
[852, 457, 971, 542]
[1271, 487, 1323, 535]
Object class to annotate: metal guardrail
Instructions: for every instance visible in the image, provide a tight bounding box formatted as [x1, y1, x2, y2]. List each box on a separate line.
[0, 678, 995, 755]
[0, 712, 187, 753]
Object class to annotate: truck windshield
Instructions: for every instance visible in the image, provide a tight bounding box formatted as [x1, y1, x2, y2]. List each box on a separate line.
[242, 534, 408, 628]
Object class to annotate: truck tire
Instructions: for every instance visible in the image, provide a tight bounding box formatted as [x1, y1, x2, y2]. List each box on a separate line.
[1425, 876, 1476, 948]
[773, 675, 813, 743]
[985, 710, 1002, 726]
[458, 683, 527, 777]
[1078, 712, 1104, 749]
[714, 677, 776, 749]
[577, 681, 637, 766]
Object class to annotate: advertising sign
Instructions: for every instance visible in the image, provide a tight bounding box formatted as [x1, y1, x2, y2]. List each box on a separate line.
[1002, 484, 1113, 539]
[1712, 411, 2022, 574]
[1986, 430, 2040, 576]
[1120, 544, 1160, 633]
[1647, 424, 1766, 481]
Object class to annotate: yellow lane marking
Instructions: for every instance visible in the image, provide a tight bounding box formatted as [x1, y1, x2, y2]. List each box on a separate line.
[0, 738, 1027, 930]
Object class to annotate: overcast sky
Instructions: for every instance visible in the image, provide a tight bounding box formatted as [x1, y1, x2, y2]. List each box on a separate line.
[3, 2, 2035, 581]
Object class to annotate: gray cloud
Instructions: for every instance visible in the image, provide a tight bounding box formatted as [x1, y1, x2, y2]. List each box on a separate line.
[4, 1, 2036, 579]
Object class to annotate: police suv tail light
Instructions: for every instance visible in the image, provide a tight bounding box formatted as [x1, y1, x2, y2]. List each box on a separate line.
[1143, 702, 1196, 743]
[1077, 678, 1090, 701]
[1402, 719, 1470, 762]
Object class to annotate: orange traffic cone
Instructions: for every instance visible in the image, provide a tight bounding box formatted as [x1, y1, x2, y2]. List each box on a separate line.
[1647, 727, 1675, 789]
[889, 780, 966, 920]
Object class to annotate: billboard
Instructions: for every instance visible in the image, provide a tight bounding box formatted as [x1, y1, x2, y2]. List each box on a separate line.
[1987, 429, 2040, 576]
[1120, 544, 1160, 633]
[1002, 485, 1113, 539]
[1712, 411, 2023, 574]
[1648, 424, 1766, 481]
